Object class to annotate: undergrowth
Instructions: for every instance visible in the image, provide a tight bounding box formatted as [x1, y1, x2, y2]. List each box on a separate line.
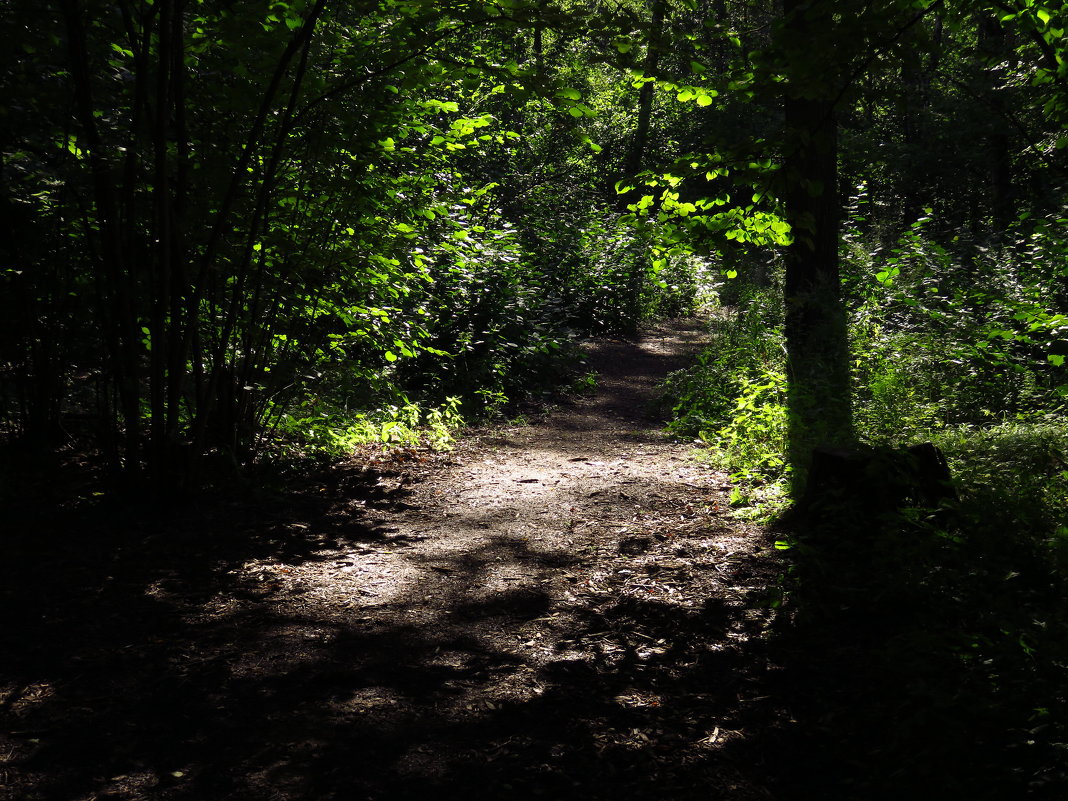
[274, 396, 465, 458]
[776, 420, 1068, 799]
[661, 211, 1068, 796]
[659, 285, 790, 516]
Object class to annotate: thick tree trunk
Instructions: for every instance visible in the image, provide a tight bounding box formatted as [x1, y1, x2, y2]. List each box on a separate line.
[781, 0, 854, 496]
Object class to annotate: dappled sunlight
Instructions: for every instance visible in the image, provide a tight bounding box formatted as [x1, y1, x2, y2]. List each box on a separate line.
[6, 0, 1066, 796]
[0, 321, 788, 801]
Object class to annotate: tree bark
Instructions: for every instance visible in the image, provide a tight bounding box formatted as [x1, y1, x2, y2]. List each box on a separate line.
[624, 0, 666, 180]
[978, 14, 1014, 231]
[61, 0, 144, 480]
[899, 16, 942, 225]
[781, 0, 854, 496]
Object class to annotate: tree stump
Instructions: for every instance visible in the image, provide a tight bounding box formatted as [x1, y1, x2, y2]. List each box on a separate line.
[790, 442, 957, 533]
[784, 442, 958, 631]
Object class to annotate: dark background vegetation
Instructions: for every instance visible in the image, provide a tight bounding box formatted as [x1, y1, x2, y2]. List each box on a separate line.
[3, 0, 1068, 797]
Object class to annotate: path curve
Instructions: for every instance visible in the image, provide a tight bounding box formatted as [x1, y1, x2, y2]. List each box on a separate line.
[2, 318, 784, 801]
[227, 319, 783, 800]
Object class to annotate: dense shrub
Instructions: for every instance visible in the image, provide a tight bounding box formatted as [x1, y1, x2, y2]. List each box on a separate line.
[660, 212, 1068, 796]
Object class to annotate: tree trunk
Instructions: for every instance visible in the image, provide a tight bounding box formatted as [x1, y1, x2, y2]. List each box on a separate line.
[624, 0, 666, 180]
[61, 0, 144, 482]
[781, 0, 854, 496]
[978, 14, 1014, 231]
[899, 16, 942, 225]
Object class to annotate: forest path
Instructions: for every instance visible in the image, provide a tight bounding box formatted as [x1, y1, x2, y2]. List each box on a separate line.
[228, 318, 784, 800]
[2, 319, 785, 801]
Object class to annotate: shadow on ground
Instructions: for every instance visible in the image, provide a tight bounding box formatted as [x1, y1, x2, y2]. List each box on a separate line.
[763, 510, 1068, 801]
[6, 473, 1062, 799]
[1, 471, 783, 801]
[8, 317, 1060, 800]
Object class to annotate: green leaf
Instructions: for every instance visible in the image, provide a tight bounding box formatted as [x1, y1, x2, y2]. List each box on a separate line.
[384, 351, 398, 362]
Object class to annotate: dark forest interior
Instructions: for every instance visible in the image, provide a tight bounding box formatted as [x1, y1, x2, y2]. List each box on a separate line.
[3, 1, 1068, 798]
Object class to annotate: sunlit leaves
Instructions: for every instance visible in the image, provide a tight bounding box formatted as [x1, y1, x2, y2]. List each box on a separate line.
[420, 99, 460, 113]
[996, 1, 1068, 124]
[875, 266, 900, 286]
[674, 85, 718, 106]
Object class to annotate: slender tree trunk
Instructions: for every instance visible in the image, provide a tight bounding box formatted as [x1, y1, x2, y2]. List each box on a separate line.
[978, 14, 1014, 231]
[625, 0, 666, 179]
[167, 0, 191, 451]
[899, 32, 922, 222]
[149, 0, 174, 484]
[533, 6, 543, 71]
[181, 0, 329, 459]
[61, 0, 144, 481]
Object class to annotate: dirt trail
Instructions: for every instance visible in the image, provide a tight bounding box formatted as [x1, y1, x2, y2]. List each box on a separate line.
[274, 319, 741, 630]
[2, 319, 785, 801]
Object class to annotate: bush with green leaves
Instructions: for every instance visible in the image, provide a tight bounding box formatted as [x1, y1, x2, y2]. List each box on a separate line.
[932, 420, 1068, 562]
[658, 281, 789, 513]
[665, 211, 1068, 523]
[703, 368, 789, 513]
[847, 211, 1068, 442]
[661, 283, 784, 436]
[771, 214, 1068, 794]
[275, 395, 464, 458]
